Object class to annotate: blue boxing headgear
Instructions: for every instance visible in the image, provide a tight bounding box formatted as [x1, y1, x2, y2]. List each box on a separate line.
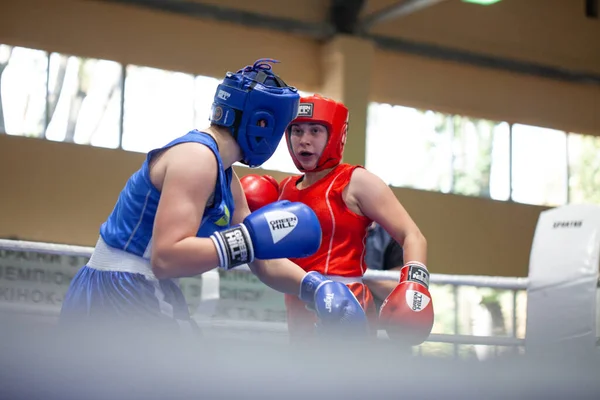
[210, 59, 300, 168]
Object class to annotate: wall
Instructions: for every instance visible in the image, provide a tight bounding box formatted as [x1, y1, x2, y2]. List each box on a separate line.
[389, 185, 547, 277]
[371, 50, 600, 136]
[0, 0, 323, 91]
[363, 0, 600, 76]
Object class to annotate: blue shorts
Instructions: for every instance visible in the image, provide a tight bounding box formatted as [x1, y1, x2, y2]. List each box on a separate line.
[59, 238, 198, 334]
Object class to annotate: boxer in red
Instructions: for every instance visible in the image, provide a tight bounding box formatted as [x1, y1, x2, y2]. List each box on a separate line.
[277, 94, 432, 344]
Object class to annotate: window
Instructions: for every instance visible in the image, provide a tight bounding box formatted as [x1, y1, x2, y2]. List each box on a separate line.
[4, 42, 597, 208]
[258, 137, 299, 174]
[367, 104, 511, 199]
[511, 124, 568, 206]
[0, 45, 48, 138]
[452, 116, 510, 200]
[568, 133, 600, 204]
[366, 103, 453, 192]
[193, 75, 220, 129]
[45, 53, 122, 148]
[122, 65, 195, 153]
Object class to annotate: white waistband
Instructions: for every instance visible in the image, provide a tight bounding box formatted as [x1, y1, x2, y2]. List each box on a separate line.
[87, 236, 156, 279]
[324, 275, 363, 285]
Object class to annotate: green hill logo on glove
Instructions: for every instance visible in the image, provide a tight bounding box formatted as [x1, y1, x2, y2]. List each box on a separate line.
[264, 211, 298, 243]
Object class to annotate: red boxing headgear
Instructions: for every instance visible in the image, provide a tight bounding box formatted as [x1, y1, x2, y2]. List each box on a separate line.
[285, 94, 349, 172]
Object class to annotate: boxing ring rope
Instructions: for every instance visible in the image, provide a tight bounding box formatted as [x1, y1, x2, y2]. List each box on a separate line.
[0, 239, 532, 289]
[0, 239, 95, 258]
[203, 319, 526, 346]
[0, 239, 530, 348]
[0, 235, 598, 354]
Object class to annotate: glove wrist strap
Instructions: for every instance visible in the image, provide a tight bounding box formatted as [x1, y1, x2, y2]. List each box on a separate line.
[299, 271, 329, 304]
[400, 261, 430, 289]
[211, 224, 254, 270]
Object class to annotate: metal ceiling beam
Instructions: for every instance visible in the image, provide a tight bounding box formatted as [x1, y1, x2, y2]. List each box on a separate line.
[586, 0, 598, 18]
[97, 0, 600, 87]
[357, 0, 451, 33]
[367, 33, 600, 86]
[101, 0, 334, 39]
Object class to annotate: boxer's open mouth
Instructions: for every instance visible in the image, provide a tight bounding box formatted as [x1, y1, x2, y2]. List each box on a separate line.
[299, 151, 313, 157]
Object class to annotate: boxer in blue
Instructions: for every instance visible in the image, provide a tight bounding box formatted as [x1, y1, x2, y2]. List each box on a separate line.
[59, 59, 367, 336]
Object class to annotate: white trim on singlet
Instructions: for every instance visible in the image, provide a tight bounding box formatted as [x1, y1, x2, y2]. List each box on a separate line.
[278, 178, 292, 200]
[359, 228, 369, 275]
[124, 189, 152, 251]
[143, 237, 153, 259]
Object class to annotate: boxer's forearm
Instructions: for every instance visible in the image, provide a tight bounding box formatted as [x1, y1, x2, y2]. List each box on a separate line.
[249, 258, 306, 296]
[365, 278, 398, 301]
[151, 237, 221, 279]
[402, 231, 428, 265]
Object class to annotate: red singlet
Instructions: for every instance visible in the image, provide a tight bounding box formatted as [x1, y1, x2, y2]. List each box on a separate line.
[278, 163, 377, 339]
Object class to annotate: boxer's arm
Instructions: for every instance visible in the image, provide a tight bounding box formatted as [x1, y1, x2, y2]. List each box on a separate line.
[150, 143, 222, 279]
[349, 168, 427, 265]
[230, 170, 307, 295]
[367, 272, 400, 302]
[232, 173, 368, 334]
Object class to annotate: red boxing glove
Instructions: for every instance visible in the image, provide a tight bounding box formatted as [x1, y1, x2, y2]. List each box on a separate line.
[379, 262, 434, 346]
[240, 174, 280, 212]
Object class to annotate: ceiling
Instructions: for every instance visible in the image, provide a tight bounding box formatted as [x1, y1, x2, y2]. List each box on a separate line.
[97, 0, 600, 86]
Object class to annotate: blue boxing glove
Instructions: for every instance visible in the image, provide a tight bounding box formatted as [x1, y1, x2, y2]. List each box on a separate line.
[299, 271, 369, 337]
[210, 200, 321, 270]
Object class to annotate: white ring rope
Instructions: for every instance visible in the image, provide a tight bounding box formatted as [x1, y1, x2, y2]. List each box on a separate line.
[2, 237, 598, 352]
[0, 238, 574, 350]
[0, 239, 94, 258]
[198, 320, 527, 346]
[0, 239, 530, 289]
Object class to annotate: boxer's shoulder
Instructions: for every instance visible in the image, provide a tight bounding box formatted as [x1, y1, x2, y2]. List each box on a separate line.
[148, 142, 218, 191]
[347, 166, 389, 196]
